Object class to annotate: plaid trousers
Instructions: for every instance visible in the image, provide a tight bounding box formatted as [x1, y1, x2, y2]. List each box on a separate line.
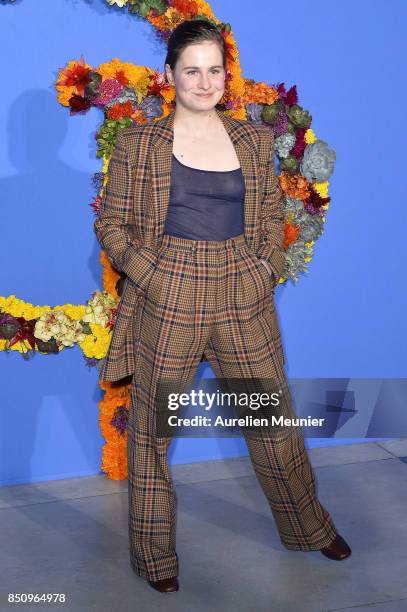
[127, 233, 338, 581]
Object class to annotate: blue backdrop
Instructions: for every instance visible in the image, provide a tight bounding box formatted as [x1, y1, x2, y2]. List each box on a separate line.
[1, 0, 405, 486]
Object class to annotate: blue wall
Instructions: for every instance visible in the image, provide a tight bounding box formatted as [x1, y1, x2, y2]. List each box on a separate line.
[1, 0, 405, 485]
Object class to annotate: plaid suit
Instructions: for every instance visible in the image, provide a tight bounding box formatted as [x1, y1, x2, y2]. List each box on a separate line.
[94, 108, 286, 383]
[94, 108, 338, 581]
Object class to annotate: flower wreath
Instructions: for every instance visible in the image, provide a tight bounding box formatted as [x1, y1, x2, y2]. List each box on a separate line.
[0, 0, 336, 479]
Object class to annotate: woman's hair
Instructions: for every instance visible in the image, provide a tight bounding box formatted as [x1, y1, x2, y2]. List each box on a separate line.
[164, 18, 227, 74]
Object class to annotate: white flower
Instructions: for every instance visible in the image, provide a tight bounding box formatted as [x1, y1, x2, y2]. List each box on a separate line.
[106, 0, 128, 7]
[83, 290, 118, 327]
[34, 309, 85, 345]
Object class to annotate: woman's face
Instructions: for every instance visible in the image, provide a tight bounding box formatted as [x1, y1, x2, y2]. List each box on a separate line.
[165, 40, 226, 112]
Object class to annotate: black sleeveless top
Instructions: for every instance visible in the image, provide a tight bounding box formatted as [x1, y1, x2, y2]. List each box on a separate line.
[162, 153, 245, 241]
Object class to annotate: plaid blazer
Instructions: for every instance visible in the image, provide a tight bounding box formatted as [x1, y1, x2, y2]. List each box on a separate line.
[94, 107, 286, 383]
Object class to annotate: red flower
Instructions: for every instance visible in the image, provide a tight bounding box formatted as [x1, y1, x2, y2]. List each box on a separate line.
[171, 0, 199, 17]
[9, 317, 37, 350]
[107, 101, 133, 120]
[107, 307, 118, 329]
[56, 54, 92, 97]
[113, 69, 130, 87]
[276, 83, 298, 107]
[69, 94, 92, 115]
[219, 28, 236, 65]
[284, 222, 300, 250]
[291, 127, 308, 159]
[304, 186, 330, 216]
[148, 70, 172, 97]
[90, 195, 102, 215]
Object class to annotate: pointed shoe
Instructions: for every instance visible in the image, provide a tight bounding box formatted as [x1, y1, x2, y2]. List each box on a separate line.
[148, 576, 179, 593]
[320, 534, 351, 561]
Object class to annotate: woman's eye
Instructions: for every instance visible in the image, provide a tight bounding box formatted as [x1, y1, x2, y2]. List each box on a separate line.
[186, 70, 221, 75]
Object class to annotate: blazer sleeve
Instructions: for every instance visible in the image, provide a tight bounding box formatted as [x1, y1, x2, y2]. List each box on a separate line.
[93, 129, 157, 284]
[255, 129, 286, 285]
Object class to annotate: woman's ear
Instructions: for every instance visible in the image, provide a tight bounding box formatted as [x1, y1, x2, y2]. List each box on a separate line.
[164, 64, 173, 86]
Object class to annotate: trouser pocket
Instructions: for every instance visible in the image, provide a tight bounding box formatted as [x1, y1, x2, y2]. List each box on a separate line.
[238, 244, 273, 308]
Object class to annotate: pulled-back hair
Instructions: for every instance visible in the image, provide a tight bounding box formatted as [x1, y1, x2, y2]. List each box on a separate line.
[164, 18, 227, 74]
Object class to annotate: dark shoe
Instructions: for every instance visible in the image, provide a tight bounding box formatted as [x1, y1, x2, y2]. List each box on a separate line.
[320, 534, 351, 560]
[148, 576, 179, 593]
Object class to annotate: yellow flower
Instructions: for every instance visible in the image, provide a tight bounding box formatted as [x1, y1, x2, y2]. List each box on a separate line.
[56, 86, 76, 107]
[9, 340, 30, 354]
[96, 59, 149, 92]
[313, 181, 329, 198]
[79, 323, 111, 359]
[0, 295, 53, 320]
[305, 128, 317, 144]
[61, 304, 86, 321]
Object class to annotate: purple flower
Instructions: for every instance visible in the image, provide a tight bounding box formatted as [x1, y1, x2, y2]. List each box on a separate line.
[93, 79, 124, 107]
[0, 313, 16, 326]
[111, 405, 128, 435]
[246, 103, 263, 123]
[274, 110, 289, 137]
[91, 172, 104, 190]
[139, 96, 163, 119]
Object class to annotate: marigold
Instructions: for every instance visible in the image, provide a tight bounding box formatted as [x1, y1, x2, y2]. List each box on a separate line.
[244, 80, 279, 105]
[313, 181, 329, 199]
[61, 304, 87, 321]
[79, 323, 111, 359]
[107, 101, 134, 120]
[305, 128, 317, 144]
[279, 171, 311, 200]
[97, 59, 149, 92]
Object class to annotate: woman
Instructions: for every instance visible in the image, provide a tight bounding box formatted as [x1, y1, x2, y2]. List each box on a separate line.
[94, 19, 351, 594]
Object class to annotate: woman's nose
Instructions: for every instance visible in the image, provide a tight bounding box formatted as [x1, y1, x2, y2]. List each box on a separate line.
[198, 74, 210, 88]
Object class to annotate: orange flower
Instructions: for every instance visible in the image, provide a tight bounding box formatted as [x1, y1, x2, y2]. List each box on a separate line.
[149, 7, 184, 30]
[222, 30, 238, 65]
[171, 0, 200, 18]
[244, 79, 279, 105]
[284, 222, 301, 250]
[147, 13, 166, 30]
[100, 251, 120, 298]
[279, 171, 311, 200]
[107, 100, 133, 120]
[99, 388, 131, 480]
[112, 69, 129, 87]
[130, 108, 149, 123]
[56, 55, 92, 98]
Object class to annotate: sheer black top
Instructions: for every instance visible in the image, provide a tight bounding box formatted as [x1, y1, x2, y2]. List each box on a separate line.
[163, 153, 245, 241]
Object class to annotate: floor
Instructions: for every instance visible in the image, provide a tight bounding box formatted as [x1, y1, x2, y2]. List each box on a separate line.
[1, 439, 407, 612]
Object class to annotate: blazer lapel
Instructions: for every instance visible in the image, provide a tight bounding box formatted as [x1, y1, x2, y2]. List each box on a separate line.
[149, 107, 261, 250]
